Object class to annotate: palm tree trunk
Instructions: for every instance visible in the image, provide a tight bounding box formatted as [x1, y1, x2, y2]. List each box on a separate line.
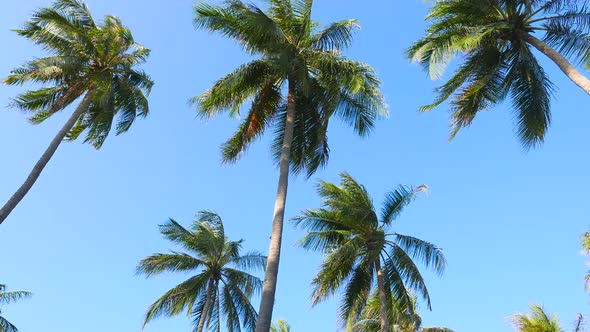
[0, 93, 91, 225]
[375, 260, 390, 332]
[255, 80, 296, 332]
[525, 34, 590, 95]
[196, 278, 215, 332]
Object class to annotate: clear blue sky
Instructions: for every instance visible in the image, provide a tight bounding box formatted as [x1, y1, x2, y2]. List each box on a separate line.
[1, 1, 589, 331]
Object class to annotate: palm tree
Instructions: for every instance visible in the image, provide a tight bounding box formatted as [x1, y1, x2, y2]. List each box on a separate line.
[294, 173, 446, 332]
[193, 1, 386, 331]
[0, 284, 31, 332]
[582, 232, 590, 291]
[350, 290, 453, 332]
[137, 211, 266, 332]
[407, 0, 590, 148]
[511, 305, 563, 332]
[271, 320, 291, 332]
[0, 0, 153, 224]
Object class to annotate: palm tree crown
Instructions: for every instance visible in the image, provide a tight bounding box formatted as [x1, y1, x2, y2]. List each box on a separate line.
[294, 173, 446, 332]
[193, 0, 386, 175]
[408, 0, 590, 148]
[350, 290, 453, 332]
[137, 212, 266, 332]
[0, 284, 31, 332]
[6, 0, 153, 147]
[511, 305, 564, 332]
[0, 0, 153, 224]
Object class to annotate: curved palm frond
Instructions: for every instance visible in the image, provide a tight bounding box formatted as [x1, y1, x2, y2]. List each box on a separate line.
[136, 252, 206, 277]
[0, 316, 19, 332]
[381, 185, 428, 226]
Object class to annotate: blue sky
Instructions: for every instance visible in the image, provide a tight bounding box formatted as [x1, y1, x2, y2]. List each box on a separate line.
[1, 1, 589, 331]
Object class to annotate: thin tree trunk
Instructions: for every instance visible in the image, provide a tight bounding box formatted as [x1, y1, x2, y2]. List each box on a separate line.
[255, 80, 297, 332]
[0, 93, 91, 225]
[375, 260, 390, 332]
[196, 278, 215, 332]
[526, 34, 590, 95]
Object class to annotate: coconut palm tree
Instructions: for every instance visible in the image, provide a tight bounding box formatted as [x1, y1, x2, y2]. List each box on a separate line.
[0, 284, 31, 332]
[0, 0, 153, 224]
[193, 1, 386, 331]
[294, 173, 446, 332]
[407, 0, 590, 148]
[137, 212, 266, 332]
[582, 232, 590, 291]
[350, 290, 453, 332]
[511, 305, 564, 332]
[271, 320, 291, 332]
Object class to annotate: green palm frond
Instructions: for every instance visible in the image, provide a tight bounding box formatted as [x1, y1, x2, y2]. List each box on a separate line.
[392, 234, 446, 275]
[507, 45, 553, 149]
[221, 82, 283, 163]
[311, 19, 359, 51]
[381, 185, 427, 226]
[143, 273, 210, 326]
[339, 258, 374, 322]
[230, 252, 267, 271]
[385, 245, 431, 310]
[0, 285, 32, 306]
[0, 316, 19, 332]
[136, 252, 206, 277]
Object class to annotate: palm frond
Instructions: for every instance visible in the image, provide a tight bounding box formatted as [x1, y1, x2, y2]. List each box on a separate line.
[339, 258, 374, 323]
[0, 316, 18, 332]
[506, 45, 553, 149]
[393, 234, 446, 275]
[143, 273, 210, 326]
[0, 290, 32, 305]
[136, 252, 205, 277]
[384, 245, 430, 310]
[194, 1, 287, 54]
[221, 82, 282, 163]
[381, 185, 427, 226]
[230, 252, 267, 272]
[311, 19, 359, 51]
[310, 239, 363, 305]
[193, 60, 278, 118]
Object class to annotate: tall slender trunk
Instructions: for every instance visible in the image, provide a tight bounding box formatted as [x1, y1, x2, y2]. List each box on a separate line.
[255, 79, 296, 332]
[196, 278, 215, 332]
[526, 34, 590, 95]
[375, 260, 390, 332]
[0, 93, 91, 225]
